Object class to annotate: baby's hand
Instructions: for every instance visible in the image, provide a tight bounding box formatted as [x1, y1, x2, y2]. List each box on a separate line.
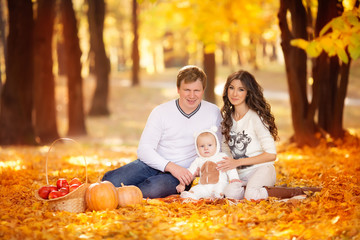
[194, 167, 200, 177]
[176, 184, 186, 193]
[230, 179, 242, 184]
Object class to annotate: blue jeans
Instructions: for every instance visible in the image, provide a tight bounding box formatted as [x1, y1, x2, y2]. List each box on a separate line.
[102, 159, 191, 198]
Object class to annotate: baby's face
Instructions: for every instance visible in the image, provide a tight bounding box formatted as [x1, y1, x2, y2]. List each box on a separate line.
[197, 134, 216, 157]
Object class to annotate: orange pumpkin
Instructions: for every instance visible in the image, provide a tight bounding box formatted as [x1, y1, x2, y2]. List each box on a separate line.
[117, 184, 143, 207]
[85, 181, 118, 211]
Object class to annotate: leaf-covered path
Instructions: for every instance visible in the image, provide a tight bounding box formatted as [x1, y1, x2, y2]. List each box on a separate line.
[0, 134, 359, 239]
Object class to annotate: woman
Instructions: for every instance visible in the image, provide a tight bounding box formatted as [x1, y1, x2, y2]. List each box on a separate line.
[217, 70, 310, 200]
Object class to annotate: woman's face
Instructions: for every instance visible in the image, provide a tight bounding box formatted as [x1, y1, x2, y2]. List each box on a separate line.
[227, 79, 247, 107]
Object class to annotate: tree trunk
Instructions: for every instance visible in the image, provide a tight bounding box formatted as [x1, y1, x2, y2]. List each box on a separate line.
[220, 43, 229, 66]
[0, 0, 36, 145]
[203, 50, 216, 104]
[314, 54, 339, 133]
[56, 39, 67, 75]
[313, 0, 346, 139]
[131, 0, 140, 86]
[33, 0, 59, 144]
[278, 0, 318, 147]
[60, 0, 87, 136]
[333, 61, 350, 137]
[0, 0, 7, 91]
[118, 32, 126, 70]
[249, 36, 259, 70]
[270, 43, 277, 61]
[87, 0, 110, 116]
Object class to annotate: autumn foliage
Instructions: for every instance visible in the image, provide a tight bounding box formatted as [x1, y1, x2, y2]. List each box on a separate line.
[0, 134, 359, 239]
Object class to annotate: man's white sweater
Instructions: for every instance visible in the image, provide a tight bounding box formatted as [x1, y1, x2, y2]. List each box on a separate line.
[137, 99, 222, 171]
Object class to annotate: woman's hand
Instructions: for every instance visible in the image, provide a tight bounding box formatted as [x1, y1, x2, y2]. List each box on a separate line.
[217, 156, 240, 172]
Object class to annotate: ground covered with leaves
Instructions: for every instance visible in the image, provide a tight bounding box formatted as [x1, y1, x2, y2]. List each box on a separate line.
[0, 134, 359, 240]
[1, 64, 360, 239]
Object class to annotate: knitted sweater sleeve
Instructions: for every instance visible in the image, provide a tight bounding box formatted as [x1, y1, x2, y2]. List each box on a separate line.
[253, 115, 276, 154]
[137, 106, 169, 171]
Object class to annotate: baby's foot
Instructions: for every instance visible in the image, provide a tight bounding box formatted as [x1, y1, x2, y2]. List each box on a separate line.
[211, 191, 224, 199]
[180, 191, 199, 200]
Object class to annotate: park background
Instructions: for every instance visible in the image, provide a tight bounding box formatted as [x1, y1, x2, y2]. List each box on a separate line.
[0, 0, 360, 239]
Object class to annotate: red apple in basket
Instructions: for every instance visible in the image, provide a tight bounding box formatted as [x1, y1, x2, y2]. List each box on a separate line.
[38, 185, 58, 199]
[69, 178, 82, 186]
[56, 178, 69, 189]
[48, 190, 59, 199]
[69, 184, 80, 192]
[57, 191, 67, 197]
[48, 190, 67, 199]
[59, 187, 69, 194]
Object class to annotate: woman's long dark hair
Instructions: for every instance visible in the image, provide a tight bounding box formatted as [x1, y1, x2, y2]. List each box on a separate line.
[221, 70, 279, 142]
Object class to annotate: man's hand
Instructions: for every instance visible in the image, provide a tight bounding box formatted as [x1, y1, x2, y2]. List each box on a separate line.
[165, 162, 193, 185]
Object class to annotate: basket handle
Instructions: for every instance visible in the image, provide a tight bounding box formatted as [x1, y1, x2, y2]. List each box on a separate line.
[45, 138, 88, 185]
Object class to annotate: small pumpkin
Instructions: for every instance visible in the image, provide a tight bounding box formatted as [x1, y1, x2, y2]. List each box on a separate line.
[117, 183, 143, 207]
[85, 181, 118, 211]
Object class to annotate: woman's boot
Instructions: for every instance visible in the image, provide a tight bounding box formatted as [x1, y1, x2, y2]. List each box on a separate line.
[265, 186, 321, 199]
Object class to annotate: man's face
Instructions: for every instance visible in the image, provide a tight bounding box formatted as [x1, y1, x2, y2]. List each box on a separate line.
[177, 79, 204, 114]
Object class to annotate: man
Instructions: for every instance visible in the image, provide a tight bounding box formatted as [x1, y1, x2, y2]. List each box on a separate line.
[102, 65, 222, 198]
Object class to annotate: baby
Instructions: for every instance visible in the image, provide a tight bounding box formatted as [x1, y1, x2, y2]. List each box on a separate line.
[176, 126, 241, 200]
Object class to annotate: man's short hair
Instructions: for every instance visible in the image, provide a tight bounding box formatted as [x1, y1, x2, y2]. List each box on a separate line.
[176, 65, 207, 90]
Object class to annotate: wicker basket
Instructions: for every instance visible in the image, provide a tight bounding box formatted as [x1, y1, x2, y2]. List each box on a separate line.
[35, 138, 90, 213]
